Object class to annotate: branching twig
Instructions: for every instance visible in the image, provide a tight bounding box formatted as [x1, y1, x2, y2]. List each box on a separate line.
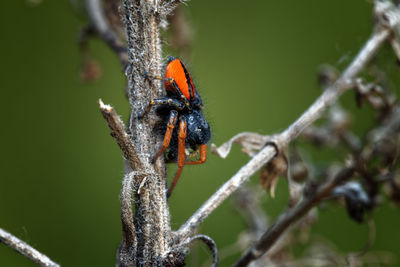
[85, 0, 128, 67]
[0, 227, 60, 267]
[176, 2, 398, 242]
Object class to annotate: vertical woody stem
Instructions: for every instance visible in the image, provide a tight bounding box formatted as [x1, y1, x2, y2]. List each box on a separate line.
[118, 0, 172, 265]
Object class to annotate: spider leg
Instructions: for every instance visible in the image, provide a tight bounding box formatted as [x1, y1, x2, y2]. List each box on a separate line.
[137, 97, 185, 119]
[152, 110, 178, 164]
[167, 79, 192, 109]
[167, 116, 187, 198]
[143, 71, 166, 82]
[185, 144, 207, 165]
[144, 71, 191, 109]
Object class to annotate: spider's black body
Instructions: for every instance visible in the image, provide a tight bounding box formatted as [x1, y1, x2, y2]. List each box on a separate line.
[157, 104, 211, 162]
[142, 57, 211, 197]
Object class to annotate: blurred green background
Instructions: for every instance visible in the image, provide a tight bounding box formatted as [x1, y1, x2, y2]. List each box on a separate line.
[1, 0, 399, 266]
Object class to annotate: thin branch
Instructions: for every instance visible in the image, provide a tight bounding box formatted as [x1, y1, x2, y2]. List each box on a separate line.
[85, 0, 128, 67]
[98, 99, 142, 170]
[233, 167, 355, 267]
[176, 22, 392, 243]
[0, 227, 60, 267]
[280, 31, 390, 144]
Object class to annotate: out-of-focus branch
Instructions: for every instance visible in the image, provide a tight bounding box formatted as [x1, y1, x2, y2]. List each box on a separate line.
[85, 0, 128, 67]
[168, 6, 193, 58]
[233, 187, 268, 237]
[234, 167, 355, 267]
[176, 1, 399, 243]
[0, 227, 60, 267]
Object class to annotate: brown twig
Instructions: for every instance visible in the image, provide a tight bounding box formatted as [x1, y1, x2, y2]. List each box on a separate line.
[0, 227, 60, 267]
[99, 99, 142, 170]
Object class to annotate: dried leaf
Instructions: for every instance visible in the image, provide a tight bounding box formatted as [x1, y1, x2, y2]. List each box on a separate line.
[211, 132, 269, 159]
[259, 153, 288, 198]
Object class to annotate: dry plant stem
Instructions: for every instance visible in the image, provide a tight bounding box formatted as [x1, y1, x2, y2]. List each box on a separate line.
[118, 0, 179, 265]
[177, 16, 393, 241]
[0, 227, 60, 267]
[99, 0, 186, 265]
[234, 168, 355, 267]
[85, 0, 128, 67]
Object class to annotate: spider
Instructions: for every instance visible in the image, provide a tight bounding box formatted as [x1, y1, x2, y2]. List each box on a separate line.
[140, 57, 211, 197]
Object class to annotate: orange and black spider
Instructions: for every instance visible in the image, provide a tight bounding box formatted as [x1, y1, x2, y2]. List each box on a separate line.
[140, 57, 211, 197]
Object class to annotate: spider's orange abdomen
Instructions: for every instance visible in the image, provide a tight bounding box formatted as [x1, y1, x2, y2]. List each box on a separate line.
[165, 58, 195, 100]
